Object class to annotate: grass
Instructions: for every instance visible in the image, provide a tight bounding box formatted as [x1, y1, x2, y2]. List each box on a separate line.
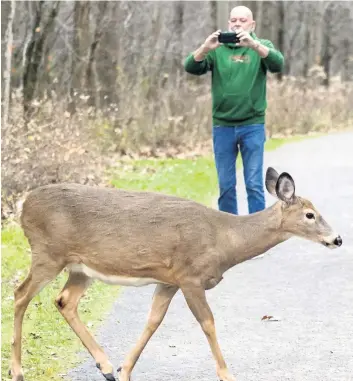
[1, 226, 121, 381]
[1, 135, 307, 381]
[109, 156, 219, 205]
[108, 136, 305, 202]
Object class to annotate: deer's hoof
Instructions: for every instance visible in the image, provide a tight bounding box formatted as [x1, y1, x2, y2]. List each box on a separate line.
[96, 362, 116, 380]
[11, 374, 25, 381]
[9, 369, 25, 381]
[117, 366, 131, 381]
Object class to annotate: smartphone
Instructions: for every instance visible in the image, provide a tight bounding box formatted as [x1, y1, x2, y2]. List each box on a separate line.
[218, 32, 240, 44]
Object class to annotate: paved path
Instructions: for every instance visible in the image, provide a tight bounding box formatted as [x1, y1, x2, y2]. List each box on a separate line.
[67, 130, 353, 381]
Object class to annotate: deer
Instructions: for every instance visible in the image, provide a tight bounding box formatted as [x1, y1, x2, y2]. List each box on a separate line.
[10, 167, 342, 381]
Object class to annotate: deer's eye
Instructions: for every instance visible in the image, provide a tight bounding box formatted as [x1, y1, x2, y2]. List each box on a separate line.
[306, 213, 315, 220]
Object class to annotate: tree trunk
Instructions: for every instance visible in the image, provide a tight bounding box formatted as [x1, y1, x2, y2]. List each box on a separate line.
[1, 1, 11, 95]
[86, 1, 108, 109]
[86, 30, 101, 109]
[68, 1, 90, 113]
[23, 1, 59, 118]
[341, 39, 352, 81]
[254, 1, 263, 37]
[302, 4, 312, 77]
[210, 1, 217, 32]
[172, 1, 184, 78]
[2, 0, 16, 133]
[216, 0, 229, 30]
[321, 4, 333, 87]
[261, 2, 274, 41]
[276, 1, 285, 81]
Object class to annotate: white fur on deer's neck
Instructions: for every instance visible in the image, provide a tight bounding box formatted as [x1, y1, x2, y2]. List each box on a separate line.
[68, 263, 164, 287]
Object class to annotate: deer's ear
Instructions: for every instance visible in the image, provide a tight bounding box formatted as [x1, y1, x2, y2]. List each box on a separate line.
[265, 167, 280, 197]
[276, 172, 295, 203]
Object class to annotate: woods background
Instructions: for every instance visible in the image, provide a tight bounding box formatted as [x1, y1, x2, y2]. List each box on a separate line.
[1, 0, 353, 218]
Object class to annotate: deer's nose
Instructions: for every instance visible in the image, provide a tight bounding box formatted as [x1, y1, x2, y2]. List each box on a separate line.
[333, 235, 342, 247]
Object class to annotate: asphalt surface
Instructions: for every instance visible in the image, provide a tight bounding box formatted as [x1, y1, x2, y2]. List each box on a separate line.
[67, 130, 353, 381]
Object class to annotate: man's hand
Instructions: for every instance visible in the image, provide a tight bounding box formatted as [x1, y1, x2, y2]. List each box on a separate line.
[235, 28, 269, 57]
[235, 29, 257, 49]
[202, 29, 222, 52]
[193, 30, 221, 61]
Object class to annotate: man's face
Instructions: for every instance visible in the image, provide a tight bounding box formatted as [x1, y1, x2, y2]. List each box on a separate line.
[228, 7, 255, 33]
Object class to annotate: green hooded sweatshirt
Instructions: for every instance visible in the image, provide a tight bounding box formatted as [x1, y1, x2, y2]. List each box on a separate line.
[184, 33, 284, 126]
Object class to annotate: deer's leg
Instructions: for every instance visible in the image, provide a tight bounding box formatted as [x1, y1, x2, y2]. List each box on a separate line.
[181, 286, 236, 381]
[11, 261, 64, 381]
[55, 271, 115, 380]
[117, 284, 178, 381]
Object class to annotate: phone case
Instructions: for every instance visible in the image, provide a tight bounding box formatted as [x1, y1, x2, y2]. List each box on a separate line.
[218, 32, 240, 44]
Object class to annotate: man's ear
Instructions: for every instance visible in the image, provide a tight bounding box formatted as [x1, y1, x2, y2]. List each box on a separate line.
[265, 167, 280, 197]
[252, 21, 256, 32]
[276, 172, 296, 203]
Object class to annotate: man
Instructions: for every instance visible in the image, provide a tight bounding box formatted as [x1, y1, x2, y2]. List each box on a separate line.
[184, 6, 284, 215]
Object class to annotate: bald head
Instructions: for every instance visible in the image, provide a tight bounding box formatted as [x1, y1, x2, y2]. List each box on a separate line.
[228, 5, 255, 32]
[230, 6, 253, 20]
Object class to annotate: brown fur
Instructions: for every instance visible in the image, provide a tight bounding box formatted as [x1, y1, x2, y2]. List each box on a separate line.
[10, 168, 340, 381]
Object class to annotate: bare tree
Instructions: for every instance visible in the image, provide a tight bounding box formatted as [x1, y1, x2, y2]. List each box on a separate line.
[23, 1, 60, 117]
[2, 0, 16, 133]
[3, 0, 353, 110]
[330, 2, 353, 81]
[341, 39, 352, 81]
[283, 3, 304, 76]
[254, 1, 263, 37]
[216, 0, 229, 30]
[68, 1, 90, 113]
[276, 1, 285, 81]
[321, 2, 334, 87]
[259, 1, 274, 41]
[86, 1, 108, 109]
[1, 1, 11, 95]
[210, 1, 217, 32]
[302, 3, 313, 77]
[171, 1, 184, 77]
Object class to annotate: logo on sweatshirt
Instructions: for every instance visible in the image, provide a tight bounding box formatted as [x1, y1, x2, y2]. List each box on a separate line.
[230, 55, 250, 63]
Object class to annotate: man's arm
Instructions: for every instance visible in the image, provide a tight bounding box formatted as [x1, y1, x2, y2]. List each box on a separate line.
[251, 40, 284, 73]
[193, 44, 211, 62]
[236, 29, 284, 73]
[184, 30, 220, 76]
[184, 45, 213, 75]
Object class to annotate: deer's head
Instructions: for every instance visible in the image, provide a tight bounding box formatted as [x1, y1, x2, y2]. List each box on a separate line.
[265, 167, 342, 249]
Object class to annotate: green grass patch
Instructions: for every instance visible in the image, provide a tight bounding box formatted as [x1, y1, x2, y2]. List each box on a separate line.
[108, 136, 303, 200]
[1, 224, 120, 381]
[1, 135, 307, 380]
[109, 156, 218, 205]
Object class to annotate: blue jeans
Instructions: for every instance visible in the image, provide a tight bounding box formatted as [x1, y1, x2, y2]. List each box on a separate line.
[213, 124, 266, 215]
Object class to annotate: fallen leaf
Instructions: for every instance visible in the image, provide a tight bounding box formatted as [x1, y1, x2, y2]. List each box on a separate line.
[261, 315, 280, 322]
